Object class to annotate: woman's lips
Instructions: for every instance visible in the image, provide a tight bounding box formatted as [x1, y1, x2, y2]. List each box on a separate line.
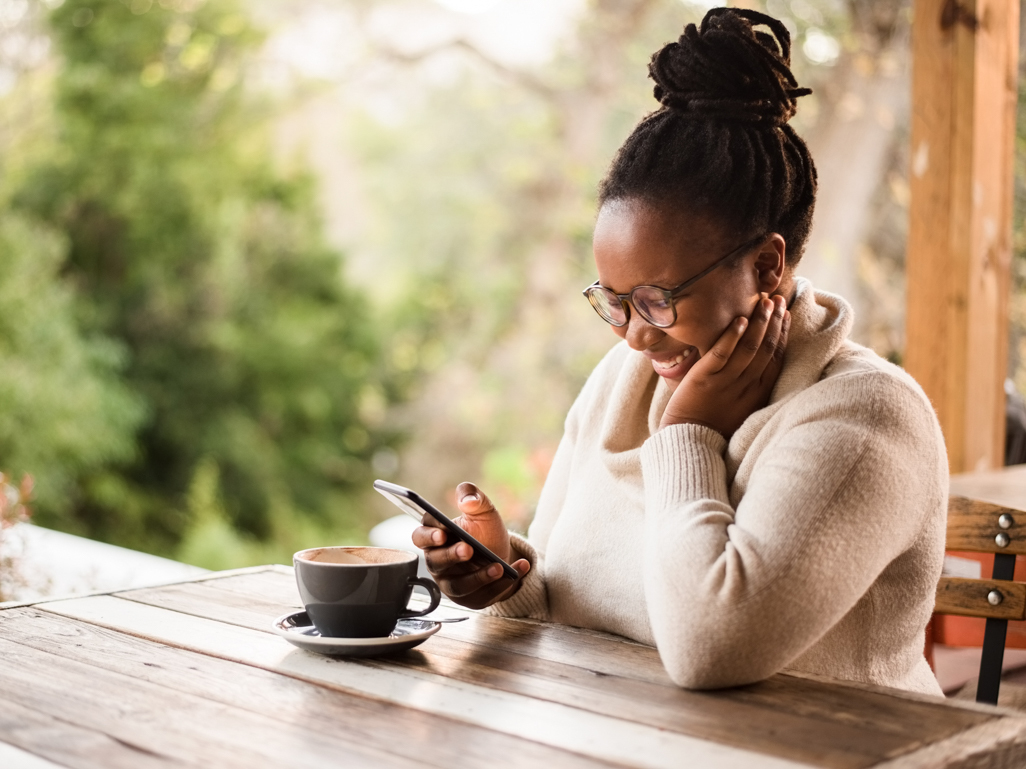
[648, 347, 698, 379]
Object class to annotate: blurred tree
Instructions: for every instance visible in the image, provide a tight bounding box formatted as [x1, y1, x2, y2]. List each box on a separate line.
[15, 0, 398, 557]
[0, 213, 139, 533]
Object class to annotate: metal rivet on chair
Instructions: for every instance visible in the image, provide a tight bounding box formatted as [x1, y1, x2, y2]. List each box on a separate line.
[999, 514, 1015, 530]
[995, 532, 1011, 548]
[988, 590, 1004, 606]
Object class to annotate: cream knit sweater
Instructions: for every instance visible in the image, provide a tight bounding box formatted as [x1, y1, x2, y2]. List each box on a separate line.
[489, 278, 947, 695]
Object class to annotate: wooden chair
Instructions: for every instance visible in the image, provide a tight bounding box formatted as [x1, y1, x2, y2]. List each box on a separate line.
[935, 495, 1026, 704]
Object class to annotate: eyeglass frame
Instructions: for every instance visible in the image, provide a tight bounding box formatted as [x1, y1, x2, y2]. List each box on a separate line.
[582, 233, 768, 329]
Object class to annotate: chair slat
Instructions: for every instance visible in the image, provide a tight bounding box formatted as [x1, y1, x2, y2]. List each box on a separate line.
[935, 577, 1026, 621]
[946, 496, 1026, 555]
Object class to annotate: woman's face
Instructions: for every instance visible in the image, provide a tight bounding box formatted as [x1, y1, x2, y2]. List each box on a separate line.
[591, 199, 786, 384]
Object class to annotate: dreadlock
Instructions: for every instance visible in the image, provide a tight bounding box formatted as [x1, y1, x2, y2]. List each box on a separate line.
[599, 8, 817, 265]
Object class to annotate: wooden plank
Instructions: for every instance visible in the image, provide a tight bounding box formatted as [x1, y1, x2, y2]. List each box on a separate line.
[36, 595, 811, 769]
[905, 0, 1019, 473]
[936, 576, 1026, 619]
[950, 467, 1026, 511]
[946, 495, 1026, 553]
[0, 742, 68, 769]
[114, 576, 1002, 768]
[0, 608, 615, 769]
[0, 700, 177, 769]
[875, 716, 1026, 768]
[0, 631, 421, 769]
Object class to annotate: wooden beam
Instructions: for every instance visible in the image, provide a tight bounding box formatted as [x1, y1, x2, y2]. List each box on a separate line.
[936, 576, 1026, 620]
[905, 0, 1019, 472]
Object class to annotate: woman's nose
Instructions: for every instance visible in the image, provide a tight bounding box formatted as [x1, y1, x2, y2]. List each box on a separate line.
[624, 312, 662, 351]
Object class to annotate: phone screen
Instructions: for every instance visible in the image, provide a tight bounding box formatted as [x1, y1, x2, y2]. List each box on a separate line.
[373, 479, 519, 581]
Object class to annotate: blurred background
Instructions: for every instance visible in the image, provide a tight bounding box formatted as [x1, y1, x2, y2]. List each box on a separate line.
[0, 0, 1024, 595]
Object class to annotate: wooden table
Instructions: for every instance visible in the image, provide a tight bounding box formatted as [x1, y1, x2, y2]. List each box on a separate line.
[3, 566, 1026, 769]
[950, 464, 1026, 511]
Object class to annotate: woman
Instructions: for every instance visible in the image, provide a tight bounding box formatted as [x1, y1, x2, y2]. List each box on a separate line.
[412, 8, 947, 694]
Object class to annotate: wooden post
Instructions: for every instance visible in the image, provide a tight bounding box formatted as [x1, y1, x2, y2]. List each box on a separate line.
[905, 0, 1019, 474]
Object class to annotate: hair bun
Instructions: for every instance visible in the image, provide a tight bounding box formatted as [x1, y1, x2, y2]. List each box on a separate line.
[649, 8, 812, 127]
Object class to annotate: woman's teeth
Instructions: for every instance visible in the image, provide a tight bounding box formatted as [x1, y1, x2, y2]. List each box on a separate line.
[652, 349, 692, 370]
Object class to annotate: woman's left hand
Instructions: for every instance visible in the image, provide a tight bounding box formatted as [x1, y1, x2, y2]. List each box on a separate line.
[659, 293, 790, 436]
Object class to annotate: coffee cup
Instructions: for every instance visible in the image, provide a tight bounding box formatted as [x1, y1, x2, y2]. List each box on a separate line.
[293, 546, 441, 638]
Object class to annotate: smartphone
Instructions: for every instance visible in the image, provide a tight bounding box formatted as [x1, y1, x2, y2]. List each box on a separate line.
[373, 479, 519, 582]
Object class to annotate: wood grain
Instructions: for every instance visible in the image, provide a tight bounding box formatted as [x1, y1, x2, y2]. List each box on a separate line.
[34, 594, 821, 769]
[935, 576, 1026, 620]
[0, 700, 168, 769]
[9, 566, 1026, 768]
[905, 0, 1019, 472]
[0, 608, 615, 769]
[117, 571, 1001, 769]
[0, 632, 420, 769]
[946, 495, 1026, 554]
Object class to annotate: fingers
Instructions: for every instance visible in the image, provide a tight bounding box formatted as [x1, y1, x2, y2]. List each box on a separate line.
[699, 314, 749, 374]
[436, 561, 507, 597]
[422, 538, 479, 573]
[411, 525, 446, 549]
[721, 294, 776, 376]
[436, 558, 531, 609]
[746, 294, 787, 378]
[455, 482, 499, 520]
[760, 304, 790, 384]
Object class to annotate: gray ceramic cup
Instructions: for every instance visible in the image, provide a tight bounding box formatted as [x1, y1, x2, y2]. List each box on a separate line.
[293, 546, 441, 638]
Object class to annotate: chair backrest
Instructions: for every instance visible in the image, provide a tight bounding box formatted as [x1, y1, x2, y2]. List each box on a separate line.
[935, 495, 1026, 704]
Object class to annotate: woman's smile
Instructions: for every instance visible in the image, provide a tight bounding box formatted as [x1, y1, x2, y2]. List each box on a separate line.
[646, 346, 698, 380]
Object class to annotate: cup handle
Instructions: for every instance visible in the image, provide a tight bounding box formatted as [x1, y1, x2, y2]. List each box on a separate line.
[400, 577, 441, 618]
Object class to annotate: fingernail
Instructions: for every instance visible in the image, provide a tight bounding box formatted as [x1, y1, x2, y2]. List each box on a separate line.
[459, 544, 471, 558]
[488, 564, 502, 578]
[432, 530, 443, 544]
[736, 317, 748, 330]
[460, 493, 479, 504]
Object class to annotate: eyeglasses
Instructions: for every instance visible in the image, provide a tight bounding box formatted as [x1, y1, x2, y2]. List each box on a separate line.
[582, 234, 765, 328]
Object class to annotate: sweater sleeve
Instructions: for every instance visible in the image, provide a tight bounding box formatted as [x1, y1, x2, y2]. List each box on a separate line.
[639, 372, 947, 689]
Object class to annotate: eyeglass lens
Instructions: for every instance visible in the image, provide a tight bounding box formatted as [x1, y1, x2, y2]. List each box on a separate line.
[630, 287, 674, 326]
[587, 286, 675, 328]
[587, 288, 627, 326]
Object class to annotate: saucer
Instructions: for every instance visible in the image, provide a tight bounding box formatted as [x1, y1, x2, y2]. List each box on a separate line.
[272, 611, 441, 657]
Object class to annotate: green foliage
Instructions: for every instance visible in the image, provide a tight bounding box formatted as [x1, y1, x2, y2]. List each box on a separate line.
[15, 0, 399, 556]
[175, 456, 364, 570]
[0, 212, 142, 524]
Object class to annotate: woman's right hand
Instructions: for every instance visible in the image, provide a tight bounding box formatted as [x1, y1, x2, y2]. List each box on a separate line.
[411, 482, 531, 610]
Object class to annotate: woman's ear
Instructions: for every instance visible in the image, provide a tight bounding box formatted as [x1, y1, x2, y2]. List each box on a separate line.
[753, 233, 786, 293]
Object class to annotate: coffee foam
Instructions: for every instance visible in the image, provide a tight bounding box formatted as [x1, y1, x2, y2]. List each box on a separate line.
[297, 546, 414, 566]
